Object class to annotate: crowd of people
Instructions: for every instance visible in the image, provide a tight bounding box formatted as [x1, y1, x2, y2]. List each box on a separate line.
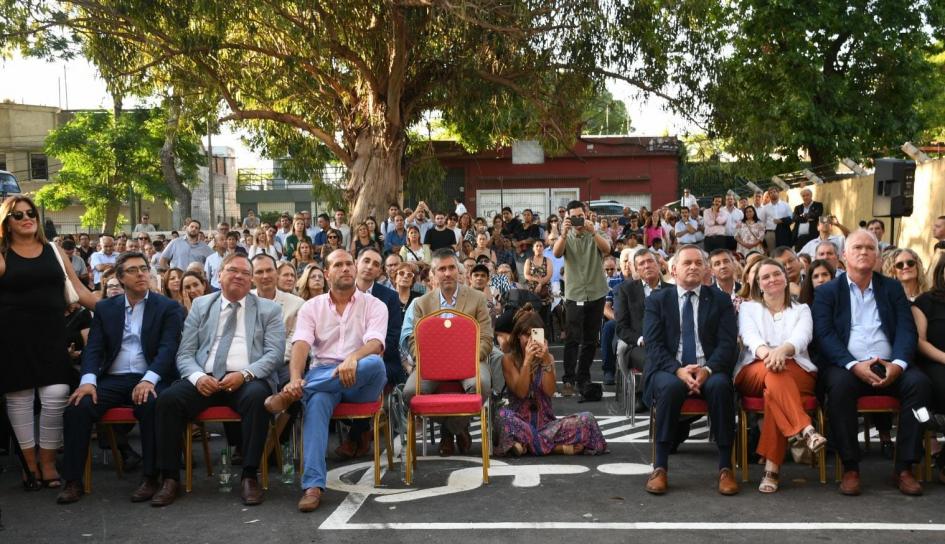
[2, 186, 945, 513]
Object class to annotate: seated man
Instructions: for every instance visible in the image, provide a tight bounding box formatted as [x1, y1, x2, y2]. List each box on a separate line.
[57, 252, 184, 504]
[614, 248, 673, 411]
[265, 249, 388, 513]
[152, 254, 285, 507]
[642, 245, 739, 496]
[813, 229, 931, 496]
[401, 248, 493, 456]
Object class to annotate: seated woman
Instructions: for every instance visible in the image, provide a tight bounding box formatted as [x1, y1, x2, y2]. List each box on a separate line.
[180, 269, 208, 314]
[884, 248, 929, 302]
[734, 258, 825, 493]
[912, 251, 945, 482]
[495, 305, 607, 457]
[296, 264, 325, 301]
[798, 259, 836, 305]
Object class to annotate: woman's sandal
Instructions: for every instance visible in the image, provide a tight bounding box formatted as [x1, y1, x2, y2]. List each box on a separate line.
[803, 429, 827, 454]
[758, 470, 779, 493]
[22, 470, 42, 492]
[511, 443, 526, 456]
[560, 444, 585, 456]
[38, 465, 62, 489]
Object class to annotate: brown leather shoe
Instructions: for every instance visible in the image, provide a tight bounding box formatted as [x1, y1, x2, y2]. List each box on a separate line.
[241, 476, 264, 506]
[896, 470, 923, 496]
[439, 431, 455, 457]
[264, 391, 296, 414]
[645, 468, 668, 495]
[150, 479, 180, 507]
[335, 439, 358, 460]
[298, 487, 323, 513]
[456, 429, 472, 454]
[56, 480, 83, 504]
[839, 470, 861, 496]
[130, 477, 159, 503]
[718, 468, 739, 495]
[353, 430, 374, 457]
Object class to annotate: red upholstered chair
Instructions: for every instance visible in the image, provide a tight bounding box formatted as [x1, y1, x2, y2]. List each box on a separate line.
[83, 407, 138, 493]
[405, 310, 489, 485]
[330, 395, 393, 486]
[185, 406, 275, 492]
[738, 396, 826, 484]
[649, 398, 711, 465]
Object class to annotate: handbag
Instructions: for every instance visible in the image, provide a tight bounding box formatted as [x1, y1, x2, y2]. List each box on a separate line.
[49, 242, 80, 305]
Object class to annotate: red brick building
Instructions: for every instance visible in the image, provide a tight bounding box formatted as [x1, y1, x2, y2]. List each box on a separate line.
[434, 136, 681, 219]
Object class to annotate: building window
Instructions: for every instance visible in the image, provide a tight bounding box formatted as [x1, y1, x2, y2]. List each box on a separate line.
[0, 153, 6, 172]
[30, 153, 48, 180]
[214, 156, 226, 176]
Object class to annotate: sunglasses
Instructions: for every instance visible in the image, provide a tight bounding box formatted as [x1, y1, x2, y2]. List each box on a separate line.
[7, 209, 38, 221]
[894, 259, 916, 270]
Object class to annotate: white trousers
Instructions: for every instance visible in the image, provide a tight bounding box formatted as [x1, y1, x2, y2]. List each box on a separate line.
[5, 384, 70, 450]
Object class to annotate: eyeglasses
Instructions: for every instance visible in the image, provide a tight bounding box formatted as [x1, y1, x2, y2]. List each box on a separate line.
[327, 235, 338, 239]
[122, 265, 150, 275]
[224, 267, 253, 277]
[7, 209, 38, 221]
[397, 271, 415, 277]
[894, 259, 916, 270]
[137, 236, 149, 240]
[106, 283, 123, 290]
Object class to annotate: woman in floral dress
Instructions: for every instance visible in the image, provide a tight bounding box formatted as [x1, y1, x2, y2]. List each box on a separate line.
[496, 305, 608, 456]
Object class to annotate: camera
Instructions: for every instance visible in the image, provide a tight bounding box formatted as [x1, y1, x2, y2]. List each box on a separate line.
[570, 216, 584, 228]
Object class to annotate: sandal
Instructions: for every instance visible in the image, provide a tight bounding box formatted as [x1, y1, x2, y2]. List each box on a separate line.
[758, 470, 779, 493]
[511, 443, 526, 456]
[803, 428, 827, 454]
[22, 470, 42, 492]
[560, 444, 585, 456]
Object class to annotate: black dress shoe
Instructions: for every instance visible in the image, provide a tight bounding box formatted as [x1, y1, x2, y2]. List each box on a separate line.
[880, 441, 895, 460]
[150, 479, 180, 507]
[130, 477, 159, 503]
[241, 477, 264, 506]
[56, 480, 84, 504]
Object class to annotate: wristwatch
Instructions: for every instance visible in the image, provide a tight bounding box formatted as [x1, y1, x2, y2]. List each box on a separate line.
[240, 369, 255, 383]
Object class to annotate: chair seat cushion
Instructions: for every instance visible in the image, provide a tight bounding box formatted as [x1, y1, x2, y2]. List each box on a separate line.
[332, 400, 382, 418]
[680, 398, 708, 414]
[195, 406, 241, 421]
[858, 395, 900, 411]
[435, 382, 465, 394]
[742, 396, 819, 412]
[101, 406, 137, 423]
[410, 394, 482, 415]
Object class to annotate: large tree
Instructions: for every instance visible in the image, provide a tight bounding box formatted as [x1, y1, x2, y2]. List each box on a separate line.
[2, 1, 723, 222]
[703, 0, 945, 166]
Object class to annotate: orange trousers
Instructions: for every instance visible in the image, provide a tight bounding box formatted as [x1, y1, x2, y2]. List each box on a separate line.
[734, 360, 816, 464]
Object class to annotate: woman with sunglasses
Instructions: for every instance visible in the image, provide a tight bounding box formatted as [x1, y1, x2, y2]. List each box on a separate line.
[0, 196, 97, 490]
[883, 248, 928, 302]
[296, 264, 326, 300]
[100, 269, 124, 300]
[319, 228, 344, 263]
[393, 261, 420, 318]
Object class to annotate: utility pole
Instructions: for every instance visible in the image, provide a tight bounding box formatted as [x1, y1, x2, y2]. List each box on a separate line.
[207, 119, 215, 226]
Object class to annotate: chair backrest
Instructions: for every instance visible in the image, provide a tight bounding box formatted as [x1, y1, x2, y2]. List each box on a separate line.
[415, 309, 480, 385]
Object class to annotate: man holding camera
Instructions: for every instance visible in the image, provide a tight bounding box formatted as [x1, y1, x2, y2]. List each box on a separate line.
[553, 200, 611, 397]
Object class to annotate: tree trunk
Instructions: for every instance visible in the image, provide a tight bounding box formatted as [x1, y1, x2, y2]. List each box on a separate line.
[161, 94, 192, 227]
[103, 200, 121, 235]
[807, 145, 831, 171]
[345, 128, 405, 225]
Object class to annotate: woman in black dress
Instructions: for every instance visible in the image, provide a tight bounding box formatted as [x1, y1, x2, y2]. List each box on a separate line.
[913, 251, 945, 481]
[0, 196, 97, 489]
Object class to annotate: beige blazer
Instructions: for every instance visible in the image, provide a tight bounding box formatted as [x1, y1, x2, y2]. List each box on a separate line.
[409, 285, 493, 363]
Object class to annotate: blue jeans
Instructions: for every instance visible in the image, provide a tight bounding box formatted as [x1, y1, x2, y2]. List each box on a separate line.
[300, 355, 387, 490]
[601, 319, 617, 374]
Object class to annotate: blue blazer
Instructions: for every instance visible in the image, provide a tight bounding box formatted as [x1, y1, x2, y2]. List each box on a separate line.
[642, 285, 738, 403]
[80, 292, 185, 385]
[811, 272, 916, 369]
[368, 282, 404, 375]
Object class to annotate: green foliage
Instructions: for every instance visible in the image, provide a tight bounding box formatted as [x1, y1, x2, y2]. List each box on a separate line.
[703, 0, 944, 166]
[918, 43, 945, 143]
[582, 88, 630, 135]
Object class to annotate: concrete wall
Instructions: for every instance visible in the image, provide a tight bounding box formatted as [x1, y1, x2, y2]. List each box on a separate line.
[784, 158, 945, 267]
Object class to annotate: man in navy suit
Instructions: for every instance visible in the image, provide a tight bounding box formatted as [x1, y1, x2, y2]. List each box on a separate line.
[334, 247, 403, 458]
[642, 245, 739, 495]
[57, 252, 184, 504]
[813, 229, 931, 496]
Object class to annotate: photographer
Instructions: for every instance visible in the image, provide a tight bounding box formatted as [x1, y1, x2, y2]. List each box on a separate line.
[552, 200, 611, 397]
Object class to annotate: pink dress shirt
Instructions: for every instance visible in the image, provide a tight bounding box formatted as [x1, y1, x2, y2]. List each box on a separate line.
[292, 290, 388, 366]
[703, 208, 729, 237]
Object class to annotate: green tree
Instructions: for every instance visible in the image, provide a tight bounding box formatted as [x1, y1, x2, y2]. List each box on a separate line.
[703, 0, 945, 166]
[36, 109, 202, 233]
[582, 89, 630, 135]
[2, 1, 725, 223]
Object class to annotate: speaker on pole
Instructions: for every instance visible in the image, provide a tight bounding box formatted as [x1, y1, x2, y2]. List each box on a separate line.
[872, 158, 915, 218]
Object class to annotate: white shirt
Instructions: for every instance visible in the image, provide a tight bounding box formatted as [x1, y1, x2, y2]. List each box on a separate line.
[205, 251, 226, 289]
[736, 300, 815, 375]
[455, 203, 468, 216]
[723, 206, 743, 237]
[845, 276, 906, 370]
[89, 251, 117, 285]
[675, 219, 700, 244]
[188, 295, 249, 385]
[760, 201, 792, 231]
[675, 285, 705, 366]
[797, 204, 812, 236]
[799, 235, 845, 259]
[680, 194, 698, 208]
[252, 288, 304, 361]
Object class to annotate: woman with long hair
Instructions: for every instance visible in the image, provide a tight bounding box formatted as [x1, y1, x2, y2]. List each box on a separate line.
[458, 213, 476, 245]
[284, 217, 311, 260]
[248, 229, 280, 260]
[495, 304, 607, 456]
[292, 239, 316, 276]
[734, 258, 825, 493]
[99, 269, 124, 300]
[883, 248, 929, 302]
[736, 205, 765, 257]
[0, 196, 97, 489]
[161, 267, 185, 306]
[351, 222, 380, 255]
[399, 225, 430, 263]
[277, 262, 298, 293]
[912, 251, 945, 482]
[180, 270, 209, 314]
[798, 259, 836, 305]
[365, 216, 382, 243]
[296, 264, 326, 300]
[643, 212, 663, 248]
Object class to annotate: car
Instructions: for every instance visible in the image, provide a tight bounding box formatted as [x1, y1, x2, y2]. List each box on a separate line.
[588, 199, 635, 217]
[0, 170, 21, 199]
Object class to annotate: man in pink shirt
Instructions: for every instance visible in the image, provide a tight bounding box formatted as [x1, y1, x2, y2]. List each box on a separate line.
[264, 249, 388, 513]
[703, 195, 729, 253]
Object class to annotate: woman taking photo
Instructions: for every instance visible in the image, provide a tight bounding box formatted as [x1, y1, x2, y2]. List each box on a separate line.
[399, 225, 430, 263]
[180, 270, 209, 314]
[883, 248, 928, 302]
[161, 267, 185, 307]
[495, 305, 607, 456]
[320, 228, 344, 263]
[0, 196, 97, 490]
[296, 264, 326, 300]
[292, 239, 316, 276]
[734, 259, 825, 493]
[735, 205, 765, 257]
[393, 262, 421, 317]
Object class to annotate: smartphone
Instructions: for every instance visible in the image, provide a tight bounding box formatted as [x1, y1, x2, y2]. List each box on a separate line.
[530, 328, 545, 344]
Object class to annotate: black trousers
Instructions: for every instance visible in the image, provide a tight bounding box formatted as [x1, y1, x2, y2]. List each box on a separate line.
[919, 361, 945, 413]
[562, 296, 605, 385]
[649, 369, 735, 448]
[704, 235, 727, 253]
[155, 378, 271, 479]
[821, 365, 931, 467]
[62, 373, 163, 482]
[794, 233, 815, 253]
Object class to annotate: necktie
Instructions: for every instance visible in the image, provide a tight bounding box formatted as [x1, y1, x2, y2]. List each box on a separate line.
[681, 291, 696, 365]
[212, 301, 239, 379]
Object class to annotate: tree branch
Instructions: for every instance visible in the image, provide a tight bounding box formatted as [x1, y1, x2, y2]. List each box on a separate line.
[220, 109, 351, 165]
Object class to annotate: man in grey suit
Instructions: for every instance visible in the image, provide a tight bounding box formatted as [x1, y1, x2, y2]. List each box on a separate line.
[152, 253, 285, 507]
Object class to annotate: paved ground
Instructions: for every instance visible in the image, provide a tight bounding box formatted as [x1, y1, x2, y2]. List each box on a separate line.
[2, 345, 945, 543]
